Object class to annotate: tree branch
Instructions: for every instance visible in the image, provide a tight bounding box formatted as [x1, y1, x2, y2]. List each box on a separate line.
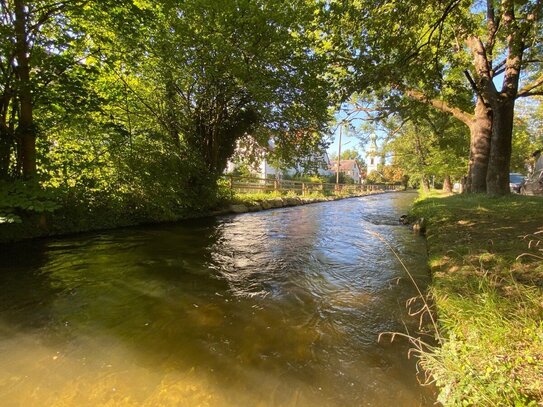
[405, 89, 473, 125]
[463, 69, 493, 109]
[466, 36, 493, 80]
[491, 58, 506, 76]
[500, 0, 525, 98]
[402, 0, 462, 62]
[485, 0, 500, 66]
[516, 91, 543, 97]
[516, 74, 543, 98]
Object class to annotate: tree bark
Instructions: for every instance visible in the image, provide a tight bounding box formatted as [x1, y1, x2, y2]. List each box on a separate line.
[486, 99, 514, 195]
[482, 0, 523, 196]
[442, 174, 452, 193]
[0, 129, 10, 179]
[165, 79, 180, 146]
[0, 92, 12, 179]
[404, 89, 490, 194]
[14, 0, 36, 178]
[421, 175, 430, 193]
[466, 97, 492, 193]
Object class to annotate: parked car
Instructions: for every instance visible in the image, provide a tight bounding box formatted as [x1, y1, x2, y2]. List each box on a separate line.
[452, 182, 462, 193]
[520, 169, 543, 196]
[509, 173, 525, 193]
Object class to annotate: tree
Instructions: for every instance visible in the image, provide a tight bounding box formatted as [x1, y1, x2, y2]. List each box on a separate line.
[511, 100, 543, 172]
[329, 0, 543, 195]
[327, 171, 354, 184]
[463, 1, 543, 194]
[0, 0, 95, 179]
[330, 148, 364, 161]
[380, 104, 469, 192]
[342, 149, 361, 161]
[113, 0, 339, 178]
[0, 0, 345, 224]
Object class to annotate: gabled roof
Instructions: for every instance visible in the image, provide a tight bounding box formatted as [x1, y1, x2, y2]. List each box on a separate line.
[329, 159, 361, 172]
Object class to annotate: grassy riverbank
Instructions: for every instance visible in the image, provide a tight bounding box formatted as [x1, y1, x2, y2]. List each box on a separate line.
[0, 187, 379, 243]
[411, 192, 543, 405]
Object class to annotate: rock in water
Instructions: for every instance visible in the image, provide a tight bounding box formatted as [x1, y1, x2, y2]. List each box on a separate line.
[412, 217, 426, 234]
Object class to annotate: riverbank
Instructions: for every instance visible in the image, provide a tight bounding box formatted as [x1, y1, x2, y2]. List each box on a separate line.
[215, 189, 389, 215]
[0, 189, 392, 243]
[411, 192, 543, 405]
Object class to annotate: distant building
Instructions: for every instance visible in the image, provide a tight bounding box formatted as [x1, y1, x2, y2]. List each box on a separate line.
[329, 159, 363, 183]
[258, 152, 332, 179]
[366, 134, 379, 175]
[226, 139, 333, 179]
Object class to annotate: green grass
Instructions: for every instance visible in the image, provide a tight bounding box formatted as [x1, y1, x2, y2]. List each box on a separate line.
[227, 188, 366, 206]
[411, 192, 543, 406]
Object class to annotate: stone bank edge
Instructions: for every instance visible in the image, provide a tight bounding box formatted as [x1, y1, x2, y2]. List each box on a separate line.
[217, 190, 393, 215]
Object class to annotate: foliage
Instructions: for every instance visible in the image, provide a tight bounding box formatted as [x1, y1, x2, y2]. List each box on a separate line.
[227, 164, 258, 178]
[411, 193, 543, 405]
[0, 179, 60, 224]
[326, 172, 354, 184]
[127, 0, 338, 176]
[511, 101, 543, 173]
[0, 0, 344, 239]
[329, 148, 364, 162]
[366, 163, 403, 184]
[282, 173, 325, 183]
[269, 130, 332, 176]
[380, 105, 469, 187]
[332, 0, 543, 195]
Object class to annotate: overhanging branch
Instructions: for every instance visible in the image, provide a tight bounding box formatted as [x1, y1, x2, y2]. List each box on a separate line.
[405, 89, 473, 125]
[516, 74, 543, 98]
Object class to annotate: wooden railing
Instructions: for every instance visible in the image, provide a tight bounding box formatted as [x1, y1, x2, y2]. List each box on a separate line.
[222, 175, 398, 195]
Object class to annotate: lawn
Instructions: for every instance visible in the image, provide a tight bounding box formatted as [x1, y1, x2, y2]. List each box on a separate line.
[411, 193, 543, 406]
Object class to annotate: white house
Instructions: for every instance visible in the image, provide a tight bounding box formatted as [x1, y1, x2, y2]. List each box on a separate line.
[257, 150, 333, 179]
[226, 139, 333, 179]
[329, 159, 363, 183]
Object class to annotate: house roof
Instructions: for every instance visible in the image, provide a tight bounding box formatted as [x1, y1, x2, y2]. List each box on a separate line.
[329, 159, 361, 172]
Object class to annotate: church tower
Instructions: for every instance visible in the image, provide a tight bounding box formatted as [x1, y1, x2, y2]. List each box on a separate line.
[366, 134, 378, 175]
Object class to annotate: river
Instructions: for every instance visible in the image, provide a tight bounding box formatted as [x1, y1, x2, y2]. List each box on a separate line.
[0, 192, 436, 406]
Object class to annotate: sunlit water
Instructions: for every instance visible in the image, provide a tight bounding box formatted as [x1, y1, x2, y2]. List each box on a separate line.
[0, 192, 436, 406]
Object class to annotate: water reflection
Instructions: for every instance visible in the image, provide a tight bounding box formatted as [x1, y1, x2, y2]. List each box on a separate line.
[0, 192, 435, 406]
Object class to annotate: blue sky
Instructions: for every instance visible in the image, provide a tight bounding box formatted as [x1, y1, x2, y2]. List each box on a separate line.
[326, 125, 363, 158]
[326, 105, 379, 161]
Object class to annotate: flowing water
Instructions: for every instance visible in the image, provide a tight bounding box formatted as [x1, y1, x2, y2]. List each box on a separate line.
[0, 192, 436, 406]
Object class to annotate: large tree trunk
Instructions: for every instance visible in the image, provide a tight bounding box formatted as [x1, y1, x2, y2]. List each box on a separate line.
[0, 130, 10, 179]
[483, 1, 522, 196]
[404, 89, 486, 195]
[421, 175, 430, 193]
[0, 122, 11, 179]
[14, 0, 36, 178]
[0, 92, 12, 179]
[165, 79, 180, 146]
[442, 174, 452, 193]
[486, 98, 514, 195]
[466, 98, 492, 193]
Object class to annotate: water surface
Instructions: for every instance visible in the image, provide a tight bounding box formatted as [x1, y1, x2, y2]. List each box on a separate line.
[0, 192, 435, 406]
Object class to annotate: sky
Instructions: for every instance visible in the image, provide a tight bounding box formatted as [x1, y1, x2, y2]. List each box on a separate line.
[326, 125, 363, 159]
[326, 104, 378, 161]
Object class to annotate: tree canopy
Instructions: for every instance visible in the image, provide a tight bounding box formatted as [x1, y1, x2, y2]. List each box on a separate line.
[330, 0, 543, 194]
[0, 0, 346, 224]
[1, 0, 542, 228]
